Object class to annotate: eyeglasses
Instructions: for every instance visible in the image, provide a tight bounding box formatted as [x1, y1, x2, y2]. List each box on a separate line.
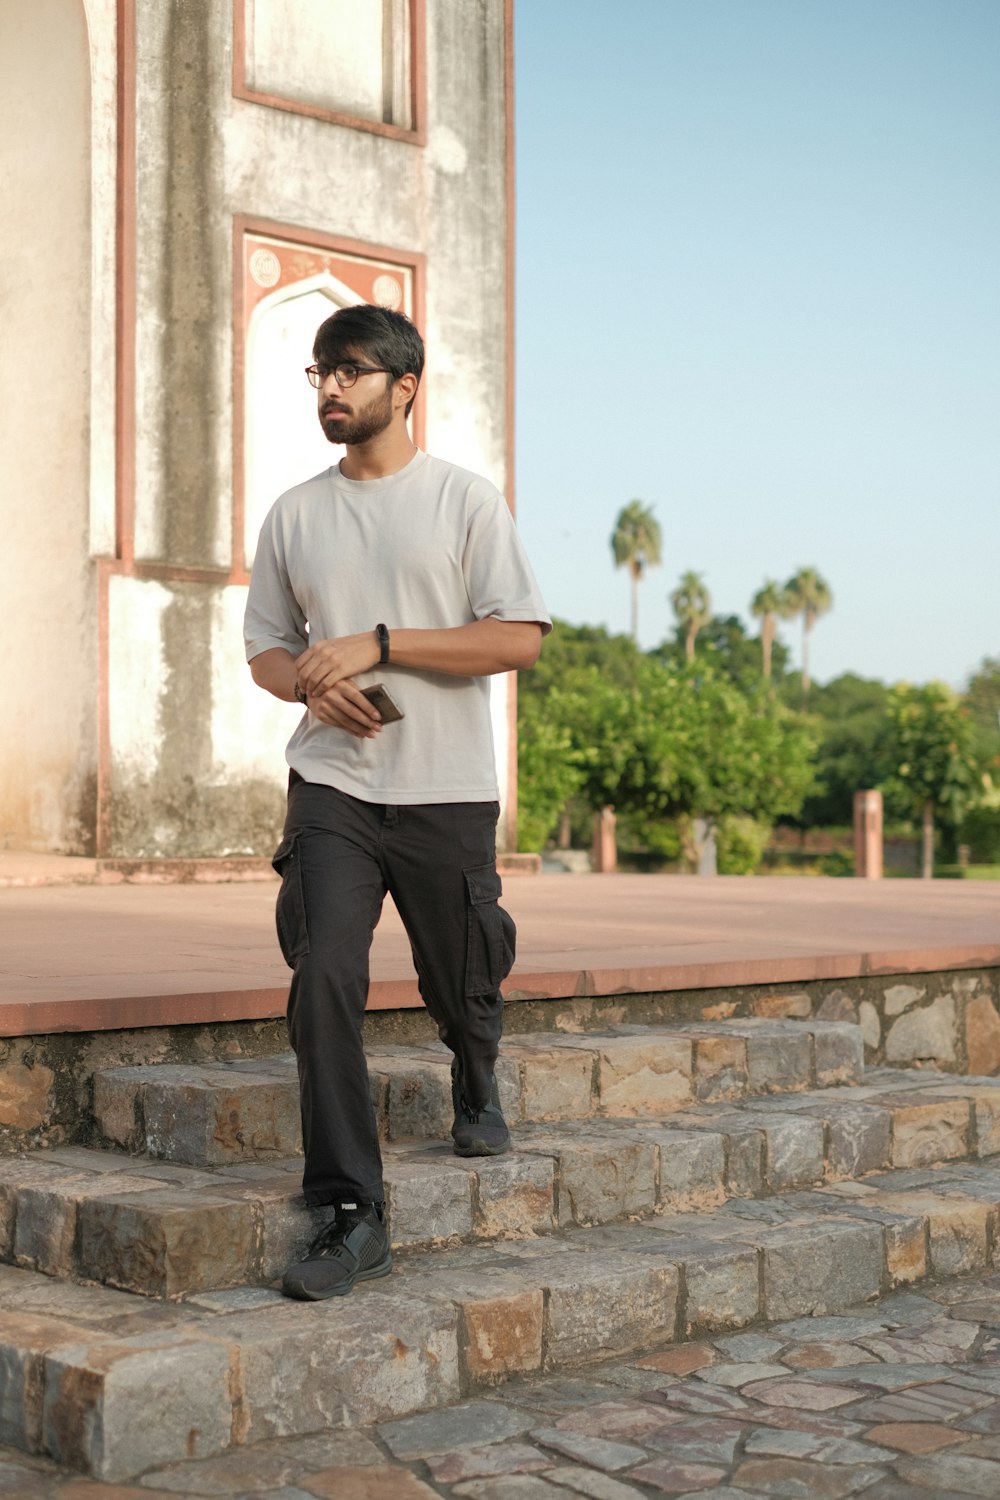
[305, 362, 390, 389]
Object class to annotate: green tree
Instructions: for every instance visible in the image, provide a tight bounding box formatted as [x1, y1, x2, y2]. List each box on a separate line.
[750, 579, 794, 680]
[654, 614, 791, 688]
[794, 674, 891, 827]
[670, 571, 712, 662]
[611, 500, 662, 641]
[880, 682, 979, 879]
[516, 691, 583, 852]
[784, 567, 833, 705]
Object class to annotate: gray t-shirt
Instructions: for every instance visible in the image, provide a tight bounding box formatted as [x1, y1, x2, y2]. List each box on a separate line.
[244, 449, 551, 804]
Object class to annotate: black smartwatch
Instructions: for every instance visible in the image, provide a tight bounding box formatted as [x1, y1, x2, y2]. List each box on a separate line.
[375, 622, 390, 665]
[294, 682, 308, 705]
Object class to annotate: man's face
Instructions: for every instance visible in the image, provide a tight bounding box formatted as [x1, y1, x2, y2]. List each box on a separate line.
[317, 350, 395, 446]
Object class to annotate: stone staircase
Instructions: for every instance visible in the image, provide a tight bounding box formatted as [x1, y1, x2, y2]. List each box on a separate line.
[4, 1016, 1000, 1480]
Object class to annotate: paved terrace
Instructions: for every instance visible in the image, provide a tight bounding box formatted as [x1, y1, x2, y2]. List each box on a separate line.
[1, 857, 998, 1036]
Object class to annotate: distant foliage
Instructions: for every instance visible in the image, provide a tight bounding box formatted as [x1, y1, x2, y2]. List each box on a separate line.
[517, 620, 817, 851]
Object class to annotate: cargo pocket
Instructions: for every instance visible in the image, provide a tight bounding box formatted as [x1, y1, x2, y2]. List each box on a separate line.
[272, 832, 310, 969]
[463, 862, 516, 994]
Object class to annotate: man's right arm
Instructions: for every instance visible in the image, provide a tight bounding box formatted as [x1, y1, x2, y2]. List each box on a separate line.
[249, 647, 303, 704]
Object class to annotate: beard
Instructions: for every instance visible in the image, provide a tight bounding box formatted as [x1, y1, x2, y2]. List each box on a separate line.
[320, 383, 394, 446]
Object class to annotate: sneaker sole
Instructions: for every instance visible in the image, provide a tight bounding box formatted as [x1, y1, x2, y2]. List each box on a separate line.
[282, 1251, 393, 1301]
[452, 1137, 511, 1158]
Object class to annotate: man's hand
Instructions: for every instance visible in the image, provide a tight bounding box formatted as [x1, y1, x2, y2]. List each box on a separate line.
[305, 678, 382, 738]
[296, 631, 381, 696]
[295, 631, 383, 739]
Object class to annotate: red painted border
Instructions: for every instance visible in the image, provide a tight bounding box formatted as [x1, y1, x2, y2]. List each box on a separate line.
[232, 0, 427, 147]
[231, 215, 427, 580]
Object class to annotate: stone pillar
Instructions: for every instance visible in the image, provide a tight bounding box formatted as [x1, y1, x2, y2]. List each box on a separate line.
[853, 789, 883, 879]
[592, 807, 617, 873]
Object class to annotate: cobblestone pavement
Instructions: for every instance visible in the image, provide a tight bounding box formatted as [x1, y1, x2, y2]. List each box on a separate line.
[9, 1272, 1000, 1497]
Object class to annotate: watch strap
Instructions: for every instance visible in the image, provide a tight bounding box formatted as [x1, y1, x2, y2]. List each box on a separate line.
[375, 622, 390, 665]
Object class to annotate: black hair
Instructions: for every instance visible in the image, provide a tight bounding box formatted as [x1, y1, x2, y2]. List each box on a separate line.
[313, 304, 424, 417]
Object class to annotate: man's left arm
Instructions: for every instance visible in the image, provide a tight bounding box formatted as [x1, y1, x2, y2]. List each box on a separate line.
[295, 618, 544, 734]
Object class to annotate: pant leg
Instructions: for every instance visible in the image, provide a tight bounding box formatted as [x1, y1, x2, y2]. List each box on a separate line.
[274, 778, 387, 1207]
[381, 801, 516, 1110]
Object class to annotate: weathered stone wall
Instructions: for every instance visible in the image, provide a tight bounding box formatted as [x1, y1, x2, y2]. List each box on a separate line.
[0, 1, 98, 854]
[2, 966, 997, 1156]
[2, 0, 514, 858]
[110, 0, 513, 858]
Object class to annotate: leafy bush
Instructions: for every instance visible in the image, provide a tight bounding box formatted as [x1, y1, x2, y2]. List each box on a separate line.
[959, 806, 1000, 864]
[819, 849, 855, 876]
[716, 816, 772, 875]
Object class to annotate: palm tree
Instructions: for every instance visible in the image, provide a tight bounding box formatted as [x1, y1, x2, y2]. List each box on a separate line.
[750, 579, 793, 679]
[670, 570, 712, 662]
[784, 567, 833, 705]
[611, 500, 662, 640]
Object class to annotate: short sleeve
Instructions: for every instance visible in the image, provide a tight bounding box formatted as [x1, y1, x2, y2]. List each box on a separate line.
[243, 504, 309, 662]
[462, 494, 552, 635]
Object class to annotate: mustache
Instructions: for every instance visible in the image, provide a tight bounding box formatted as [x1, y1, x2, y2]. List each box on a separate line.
[321, 401, 350, 417]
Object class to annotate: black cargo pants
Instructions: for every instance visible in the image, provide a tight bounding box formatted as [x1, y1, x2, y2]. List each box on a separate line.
[272, 772, 516, 1207]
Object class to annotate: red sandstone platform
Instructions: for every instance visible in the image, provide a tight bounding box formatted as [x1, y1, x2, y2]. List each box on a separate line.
[1, 860, 998, 1036]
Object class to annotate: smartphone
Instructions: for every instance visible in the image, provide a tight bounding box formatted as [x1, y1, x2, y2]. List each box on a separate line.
[361, 683, 404, 723]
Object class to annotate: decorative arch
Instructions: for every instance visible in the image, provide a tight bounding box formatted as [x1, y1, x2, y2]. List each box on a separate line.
[233, 219, 425, 575]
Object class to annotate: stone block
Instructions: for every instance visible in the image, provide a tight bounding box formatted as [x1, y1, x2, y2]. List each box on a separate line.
[143, 1069, 302, 1166]
[209, 1175, 320, 1282]
[858, 1001, 881, 1051]
[78, 1189, 256, 1298]
[757, 1115, 825, 1193]
[730, 1456, 883, 1498]
[818, 1103, 891, 1178]
[377, 1058, 453, 1142]
[473, 1155, 556, 1239]
[885, 997, 956, 1064]
[594, 1037, 692, 1117]
[42, 1331, 234, 1481]
[0, 1312, 111, 1452]
[306, 1467, 442, 1500]
[812, 1023, 864, 1086]
[462, 1288, 545, 1382]
[651, 1130, 726, 1211]
[723, 1125, 765, 1197]
[379, 1397, 536, 1458]
[876, 1190, 993, 1277]
[890, 1096, 970, 1166]
[385, 1160, 474, 1247]
[759, 1219, 883, 1320]
[0, 1159, 78, 1258]
[531, 1133, 657, 1227]
[691, 1035, 748, 1102]
[13, 1174, 164, 1278]
[678, 1241, 759, 1334]
[827, 1200, 927, 1285]
[897, 1454, 1000, 1498]
[753, 992, 812, 1019]
[0, 1061, 55, 1133]
[230, 1291, 461, 1442]
[509, 1045, 594, 1122]
[884, 983, 925, 1017]
[541, 1252, 679, 1364]
[744, 1029, 811, 1094]
[91, 1068, 148, 1152]
[974, 1091, 1000, 1156]
[966, 995, 1000, 1076]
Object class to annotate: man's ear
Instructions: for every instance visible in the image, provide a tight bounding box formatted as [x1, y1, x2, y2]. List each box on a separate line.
[394, 372, 419, 410]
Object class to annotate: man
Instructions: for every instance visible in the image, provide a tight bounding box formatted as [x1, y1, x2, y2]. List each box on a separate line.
[244, 304, 550, 1301]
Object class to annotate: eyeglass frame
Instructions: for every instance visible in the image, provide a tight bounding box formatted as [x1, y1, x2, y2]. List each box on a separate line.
[304, 361, 391, 390]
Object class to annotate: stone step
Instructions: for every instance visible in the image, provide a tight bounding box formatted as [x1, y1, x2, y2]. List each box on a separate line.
[91, 1018, 865, 1167]
[5, 1153, 1000, 1482]
[5, 1069, 1000, 1301]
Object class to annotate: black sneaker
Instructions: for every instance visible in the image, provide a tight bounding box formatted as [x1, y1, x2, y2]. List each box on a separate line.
[451, 1063, 510, 1157]
[282, 1202, 392, 1300]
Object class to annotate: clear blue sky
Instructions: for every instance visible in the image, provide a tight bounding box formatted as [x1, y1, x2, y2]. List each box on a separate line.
[513, 0, 999, 690]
